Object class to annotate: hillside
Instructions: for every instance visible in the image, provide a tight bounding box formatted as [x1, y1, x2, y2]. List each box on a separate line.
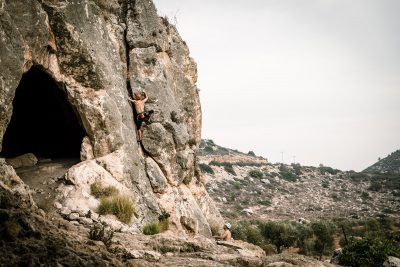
[363, 149, 400, 174]
[199, 140, 400, 221]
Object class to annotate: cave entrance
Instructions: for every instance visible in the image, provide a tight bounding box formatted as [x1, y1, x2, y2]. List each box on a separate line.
[0, 66, 85, 159]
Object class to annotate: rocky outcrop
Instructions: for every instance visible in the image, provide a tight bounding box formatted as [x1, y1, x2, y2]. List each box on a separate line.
[0, 0, 221, 236]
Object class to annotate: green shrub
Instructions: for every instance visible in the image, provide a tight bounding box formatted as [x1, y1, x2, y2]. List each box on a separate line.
[98, 196, 135, 224]
[231, 222, 274, 254]
[199, 163, 214, 174]
[368, 181, 382, 192]
[248, 151, 256, 156]
[338, 237, 400, 267]
[318, 166, 340, 175]
[235, 161, 265, 167]
[203, 146, 214, 153]
[233, 181, 241, 190]
[279, 165, 299, 182]
[248, 169, 263, 179]
[261, 221, 298, 253]
[258, 199, 272, 206]
[321, 180, 329, 188]
[280, 171, 298, 182]
[292, 163, 302, 175]
[361, 191, 370, 199]
[260, 243, 277, 255]
[224, 165, 236, 175]
[295, 224, 313, 255]
[348, 172, 368, 182]
[90, 182, 119, 198]
[311, 220, 336, 259]
[143, 221, 160, 235]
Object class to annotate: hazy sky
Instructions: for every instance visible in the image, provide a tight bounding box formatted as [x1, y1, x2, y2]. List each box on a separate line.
[153, 0, 400, 171]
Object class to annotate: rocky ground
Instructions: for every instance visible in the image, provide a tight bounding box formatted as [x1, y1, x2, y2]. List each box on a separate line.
[1, 181, 337, 267]
[0, 153, 338, 266]
[200, 140, 400, 222]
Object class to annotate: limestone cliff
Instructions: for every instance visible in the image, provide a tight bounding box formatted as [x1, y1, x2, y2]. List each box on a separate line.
[0, 0, 222, 236]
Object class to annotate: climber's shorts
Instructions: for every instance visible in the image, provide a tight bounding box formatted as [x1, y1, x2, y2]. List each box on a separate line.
[136, 110, 154, 128]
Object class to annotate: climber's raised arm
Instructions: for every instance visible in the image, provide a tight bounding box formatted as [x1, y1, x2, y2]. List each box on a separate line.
[142, 92, 148, 102]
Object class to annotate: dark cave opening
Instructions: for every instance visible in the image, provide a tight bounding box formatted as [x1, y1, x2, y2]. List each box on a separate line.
[0, 66, 85, 159]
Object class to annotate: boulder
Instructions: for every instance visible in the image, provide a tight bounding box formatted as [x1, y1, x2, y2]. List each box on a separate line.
[384, 256, 400, 267]
[6, 153, 38, 168]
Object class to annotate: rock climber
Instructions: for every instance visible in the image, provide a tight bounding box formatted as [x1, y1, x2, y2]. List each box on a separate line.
[128, 91, 154, 142]
[215, 222, 233, 241]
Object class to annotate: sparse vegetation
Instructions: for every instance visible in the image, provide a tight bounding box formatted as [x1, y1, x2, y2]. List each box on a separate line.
[348, 172, 368, 182]
[292, 163, 302, 175]
[227, 217, 400, 261]
[90, 182, 119, 198]
[143, 221, 160, 235]
[224, 165, 236, 175]
[368, 180, 382, 192]
[98, 196, 135, 224]
[233, 181, 241, 190]
[338, 237, 400, 267]
[318, 166, 340, 175]
[199, 163, 214, 174]
[89, 223, 114, 248]
[158, 211, 170, 232]
[278, 165, 299, 182]
[360, 191, 370, 199]
[248, 169, 263, 179]
[209, 161, 237, 175]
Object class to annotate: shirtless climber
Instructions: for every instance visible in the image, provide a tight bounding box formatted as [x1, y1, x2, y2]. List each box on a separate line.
[215, 223, 233, 242]
[128, 91, 154, 142]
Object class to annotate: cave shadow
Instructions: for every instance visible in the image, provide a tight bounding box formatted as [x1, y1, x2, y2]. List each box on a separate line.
[0, 66, 86, 160]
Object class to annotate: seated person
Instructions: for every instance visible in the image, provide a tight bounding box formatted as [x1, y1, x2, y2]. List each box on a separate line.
[215, 223, 233, 241]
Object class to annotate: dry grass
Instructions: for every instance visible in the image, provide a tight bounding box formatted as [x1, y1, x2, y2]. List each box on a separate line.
[90, 182, 119, 198]
[98, 195, 135, 224]
[143, 221, 160, 235]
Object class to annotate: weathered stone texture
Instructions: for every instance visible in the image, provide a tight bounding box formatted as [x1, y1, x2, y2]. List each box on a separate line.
[0, 0, 221, 235]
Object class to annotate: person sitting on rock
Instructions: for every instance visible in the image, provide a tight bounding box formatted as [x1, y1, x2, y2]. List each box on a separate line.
[215, 223, 233, 241]
[128, 91, 154, 141]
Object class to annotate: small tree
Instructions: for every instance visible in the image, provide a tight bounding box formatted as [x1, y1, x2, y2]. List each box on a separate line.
[295, 224, 313, 255]
[339, 238, 400, 267]
[248, 151, 256, 156]
[261, 221, 298, 253]
[248, 169, 263, 179]
[311, 221, 335, 260]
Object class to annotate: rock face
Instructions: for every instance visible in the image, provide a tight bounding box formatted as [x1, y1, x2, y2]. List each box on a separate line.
[0, 0, 221, 236]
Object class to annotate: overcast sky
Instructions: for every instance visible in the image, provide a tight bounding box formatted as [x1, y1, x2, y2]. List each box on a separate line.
[153, 0, 400, 171]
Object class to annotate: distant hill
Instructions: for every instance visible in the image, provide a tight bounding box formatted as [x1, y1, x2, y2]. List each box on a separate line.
[199, 139, 267, 161]
[363, 150, 400, 174]
[198, 140, 400, 221]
